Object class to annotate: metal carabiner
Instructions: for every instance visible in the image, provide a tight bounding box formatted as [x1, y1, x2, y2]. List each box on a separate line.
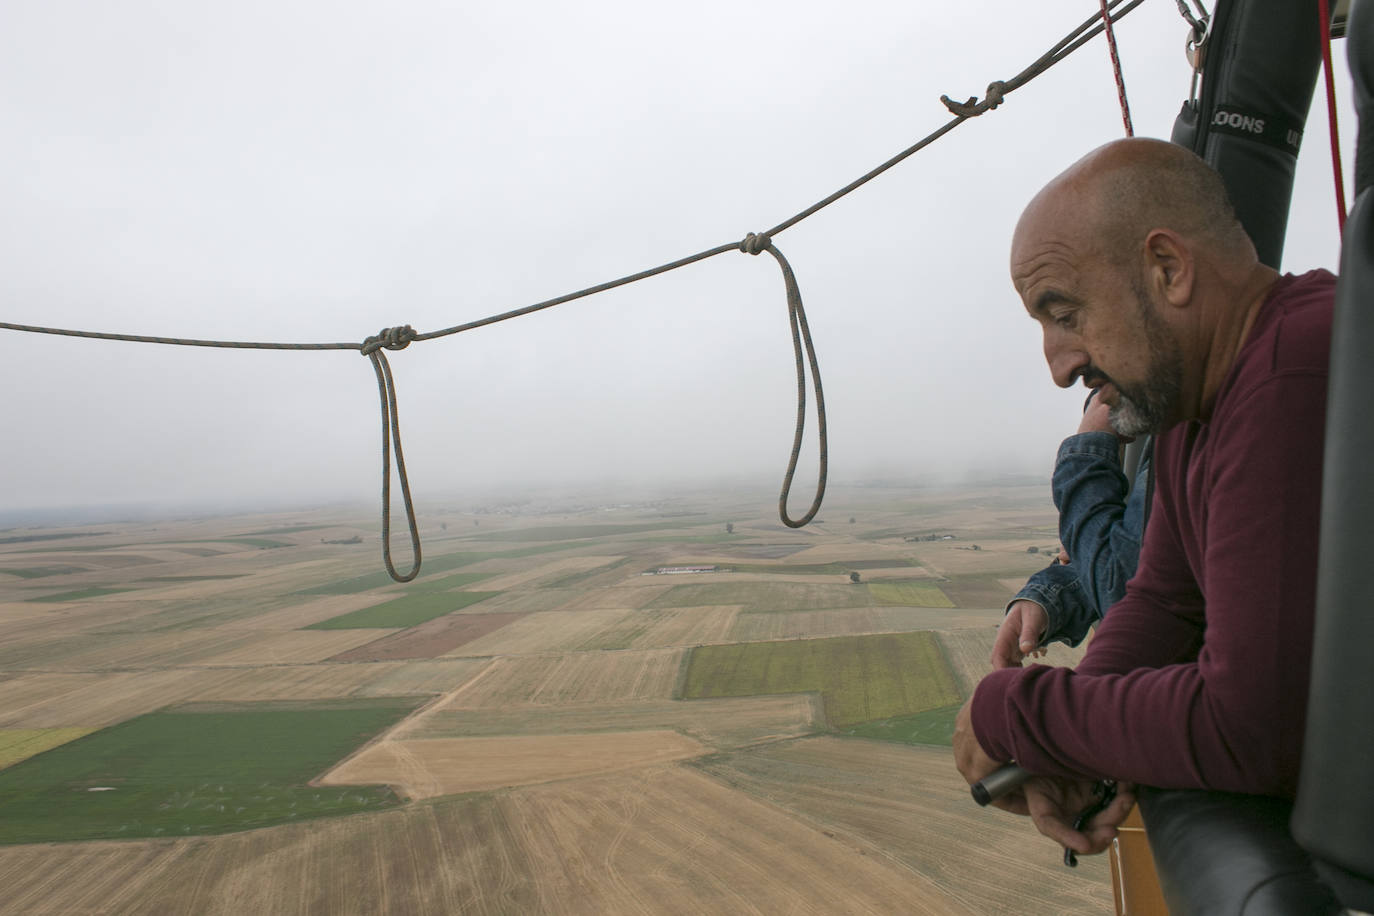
[1186, 17, 1211, 105]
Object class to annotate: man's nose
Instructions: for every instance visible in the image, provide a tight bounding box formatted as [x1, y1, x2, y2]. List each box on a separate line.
[1044, 330, 1087, 389]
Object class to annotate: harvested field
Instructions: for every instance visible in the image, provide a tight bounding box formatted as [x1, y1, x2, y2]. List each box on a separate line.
[936, 627, 1088, 698]
[1, 630, 267, 672]
[936, 626, 1000, 697]
[692, 737, 1113, 915]
[713, 542, 810, 558]
[25, 586, 134, 603]
[682, 632, 961, 727]
[411, 695, 819, 749]
[195, 630, 393, 666]
[0, 768, 953, 916]
[553, 583, 674, 610]
[468, 556, 623, 591]
[226, 593, 400, 631]
[184, 663, 407, 702]
[0, 669, 238, 728]
[442, 588, 581, 614]
[322, 731, 708, 797]
[936, 573, 1023, 608]
[499, 765, 959, 914]
[327, 612, 527, 662]
[440, 649, 685, 707]
[354, 658, 492, 697]
[447, 607, 635, 656]
[730, 606, 1000, 642]
[782, 541, 918, 564]
[570, 606, 739, 650]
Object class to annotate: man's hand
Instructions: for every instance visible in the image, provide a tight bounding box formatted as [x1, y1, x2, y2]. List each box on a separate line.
[1078, 394, 1116, 435]
[991, 600, 1049, 668]
[1023, 777, 1137, 857]
[953, 701, 1029, 814]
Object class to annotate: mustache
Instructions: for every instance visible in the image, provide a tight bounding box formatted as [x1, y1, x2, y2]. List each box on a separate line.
[1079, 366, 1113, 390]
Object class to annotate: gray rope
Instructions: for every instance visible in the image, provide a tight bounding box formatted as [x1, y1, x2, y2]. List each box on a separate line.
[361, 327, 421, 582]
[0, 1, 1145, 580]
[739, 233, 827, 527]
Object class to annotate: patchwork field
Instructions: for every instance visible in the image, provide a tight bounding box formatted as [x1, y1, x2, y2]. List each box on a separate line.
[682, 631, 961, 727]
[0, 482, 1114, 914]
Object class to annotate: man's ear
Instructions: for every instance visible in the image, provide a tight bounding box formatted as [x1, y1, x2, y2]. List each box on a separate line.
[1142, 229, 1194, 308]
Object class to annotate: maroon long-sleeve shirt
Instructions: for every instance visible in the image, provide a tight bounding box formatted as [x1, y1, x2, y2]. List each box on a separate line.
[972, 269, 1336, 797]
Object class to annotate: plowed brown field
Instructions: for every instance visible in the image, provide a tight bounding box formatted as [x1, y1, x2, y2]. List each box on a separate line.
[693, 736, 1114, 915]
[321, 731, 709, 797]
[440, 649, 685, 707]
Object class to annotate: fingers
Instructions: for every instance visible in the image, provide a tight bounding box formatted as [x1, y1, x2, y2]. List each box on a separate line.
[989, 791, 1030, 817]
[1078, 397, 1115, 435]
[990, 614, 1025, 668]
[1025, 787, 1093, 854]
[1018, 603, 1048, 656]
[1024, 778, 1126, 857]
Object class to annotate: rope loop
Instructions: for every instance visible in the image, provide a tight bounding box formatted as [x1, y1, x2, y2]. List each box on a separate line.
[739, 239, 828, 528]
[365, 347, 423, 582]
[361, 325, 417, 355]
[739, 232, 773, 256]
[940, 80, 1007, 118]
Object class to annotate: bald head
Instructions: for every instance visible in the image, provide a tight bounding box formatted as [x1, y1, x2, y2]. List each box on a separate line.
[1016, 139, 1258, 277]
[1011, 138, 1279, 429]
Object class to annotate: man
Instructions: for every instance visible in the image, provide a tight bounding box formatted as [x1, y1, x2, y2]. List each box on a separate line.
[954, 137, 1335, 859]
[991, 392, 1148, 668]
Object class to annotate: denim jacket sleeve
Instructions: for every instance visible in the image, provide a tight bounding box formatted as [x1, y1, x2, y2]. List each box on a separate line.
[1009, 431, 1147, 648]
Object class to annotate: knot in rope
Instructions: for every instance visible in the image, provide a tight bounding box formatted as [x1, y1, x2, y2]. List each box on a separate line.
[739, 232, 773, 256]
[360, 325, 417, 355]
[940, 80, 1007, 118]
[359, 328, 422, 583]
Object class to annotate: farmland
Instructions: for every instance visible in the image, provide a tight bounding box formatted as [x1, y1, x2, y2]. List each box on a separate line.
[0, 482, 1107, 913]
[0, 698, 420, 844]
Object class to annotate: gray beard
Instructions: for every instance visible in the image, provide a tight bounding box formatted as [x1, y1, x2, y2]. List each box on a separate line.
[1107, 280, 1185, 437]
[1109, 393, 1164, 438]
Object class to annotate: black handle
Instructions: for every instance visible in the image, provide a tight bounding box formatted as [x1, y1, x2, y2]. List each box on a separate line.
[971, 764, 1031, 806]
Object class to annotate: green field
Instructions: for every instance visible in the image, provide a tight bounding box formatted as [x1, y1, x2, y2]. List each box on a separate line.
[305, 591, 501, 629]
[728, 560, 919, 576]
[0, 698, 420, 845]
[0, 532, 110, 545]
[403, 571, 496, 593]
[840, 703, 962, 746]
[867, 581, 954, 608]
[470, 522, 700, 542]
[297, 544, 571, 595]
[182, 538, 293, 549]
[139, 574, 248, 583]
[0, 566, 88, 578]
[26, 587, 133, 603]
[655, 581, 873, 613]
[681, 632, 961, 728]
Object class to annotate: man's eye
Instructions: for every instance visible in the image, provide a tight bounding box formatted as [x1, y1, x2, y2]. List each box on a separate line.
[1053, 312, 1077, 329]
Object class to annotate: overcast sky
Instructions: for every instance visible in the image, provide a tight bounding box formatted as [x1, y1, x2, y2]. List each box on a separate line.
[0, 0, 1356, 517]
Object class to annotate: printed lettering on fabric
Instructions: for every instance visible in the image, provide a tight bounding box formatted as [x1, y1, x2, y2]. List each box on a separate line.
[1208, 104, 1304, 155]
